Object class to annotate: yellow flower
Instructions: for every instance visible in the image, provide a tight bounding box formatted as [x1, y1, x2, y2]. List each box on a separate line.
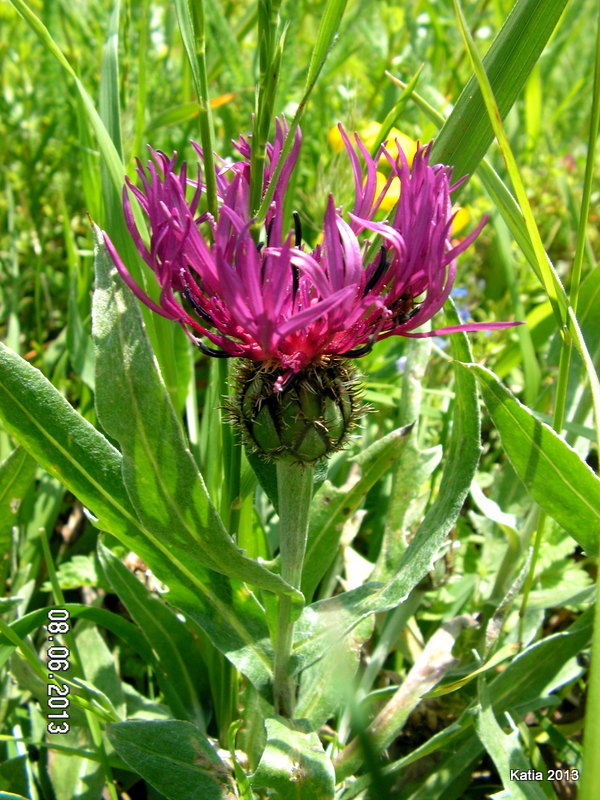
[374, 171, 401, 212]
[452, 206, 470, 236]
[328, 121, 417, 166]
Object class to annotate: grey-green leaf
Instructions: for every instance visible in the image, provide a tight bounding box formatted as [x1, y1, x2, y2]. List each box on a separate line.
[474, 682, 547, 800]
[0, 341, 136, 541]
[251, 717, 335, 800]
[107, 720, 236, 800]
[292, 306, 481, 672]
[463, 364, 600, 554]
[98, 542, 207, 725]
[302, 424, 414, 600]
[0, 341, 274, 692]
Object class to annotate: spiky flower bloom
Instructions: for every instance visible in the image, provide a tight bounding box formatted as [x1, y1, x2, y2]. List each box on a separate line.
[103, 120, 517, 460]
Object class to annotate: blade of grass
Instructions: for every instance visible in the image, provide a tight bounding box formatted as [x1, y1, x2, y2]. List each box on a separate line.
[432, 0, 569, 183]
[173, 0, 217, 217]
[386, 72, 539, 272]
[255, 0, 348, 225]
[250, 5, 286, 219]
[578, 19, 600, 794]
[132, 0, 149, 159]
[452, 0, 566, 325]
[369, 66, 424, 158]
[452, 0, 600, 448]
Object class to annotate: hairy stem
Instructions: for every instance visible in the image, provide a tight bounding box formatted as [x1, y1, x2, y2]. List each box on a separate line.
[272, 460, 313, 717]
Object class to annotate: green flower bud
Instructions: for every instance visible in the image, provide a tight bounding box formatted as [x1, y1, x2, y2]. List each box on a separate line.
[230, 358, 363, 464]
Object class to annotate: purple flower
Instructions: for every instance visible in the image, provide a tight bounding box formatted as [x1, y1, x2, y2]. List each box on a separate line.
[103, 120, 518, 389]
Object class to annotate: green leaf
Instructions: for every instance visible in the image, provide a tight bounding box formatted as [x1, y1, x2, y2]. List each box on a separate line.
[0, 341, 137, 541]
[173, 0, 218, 216]
[228, 720, 257, 800]
[302, 424, 413, 600]
[292, 306, 481, 672]
[91, 224, 301, 603]
[251, 717, 335, 800]
[98, 0, 123, 162]
[295, 617, 373, 730]
[147, 102, 200, 131]
[107, 720, 236, 800]
[462, 364, 600, 554]
[352, 610, 592, 798]
[0, 343, 274, 692]
[0, 756, 28, 799]
[40, 554, 100, 592]
[173, 0, 203, 105]
[0, 604, 153, 672]
[304, 0, 348, 90]
[0, 447, 36, 586]
[99, 0, 125, 244]
[552, 263, 600, 427]
[431, 0, 569, 182]
[76, 619, 126, 722]
[246, 451, 280, 514]
[474, 682, 548, 800]
[98, 542, 207, 725]
[489, 607, 592, 716]
[372, 337, 442, 583]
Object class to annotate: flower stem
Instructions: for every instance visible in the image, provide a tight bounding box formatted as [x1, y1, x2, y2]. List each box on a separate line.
[580, 569, 600, 800]
[272, 460, 313, 717]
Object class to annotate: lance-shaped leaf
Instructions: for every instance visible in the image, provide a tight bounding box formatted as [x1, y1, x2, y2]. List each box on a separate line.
[0, 341, 136, 540]
[474, 681, 547, 800]
[302, 424, 414, 600]
[461, 364, 600, 554]
[91, 225, 301, 603]
[107, 720, 236, 800]
[0, 342, 274, 692]
[250, 717, 335, 800]
[98, 542, 207, 725]
[291, 307, 481, 672]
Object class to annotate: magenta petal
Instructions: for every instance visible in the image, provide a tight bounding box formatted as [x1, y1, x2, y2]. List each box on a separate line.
[276, 287, 356, 338]
[403, 321, 525, 338]
[102, 231, 174, 319]
[104, 119, 518, 379]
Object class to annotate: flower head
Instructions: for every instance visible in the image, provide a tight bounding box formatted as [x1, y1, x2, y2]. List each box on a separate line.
[104, 120, 518, 391]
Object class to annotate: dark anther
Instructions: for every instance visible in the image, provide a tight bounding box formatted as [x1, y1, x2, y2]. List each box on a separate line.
[198, 341, 234, 358]
[182, 285, 213, 325]
[363, 247, 389, 296]
[395, 304, 421, 325]
[257, 241, 265, 252]
[340, 336, 376, 358]
[291, 263, 299, 299]
[293, 210, 302, 247]
[266, 217, 275, 246]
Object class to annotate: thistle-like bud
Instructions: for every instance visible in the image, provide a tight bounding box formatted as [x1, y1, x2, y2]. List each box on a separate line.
[230, 358, 363, 464]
